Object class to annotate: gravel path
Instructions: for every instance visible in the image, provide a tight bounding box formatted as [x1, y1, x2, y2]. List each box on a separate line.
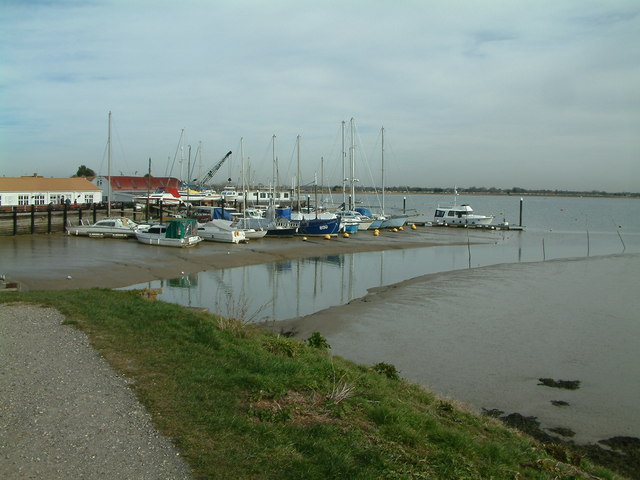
[0, 304, 193, 479]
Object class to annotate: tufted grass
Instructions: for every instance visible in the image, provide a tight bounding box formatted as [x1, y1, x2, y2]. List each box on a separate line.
[2, 289, 628, 480]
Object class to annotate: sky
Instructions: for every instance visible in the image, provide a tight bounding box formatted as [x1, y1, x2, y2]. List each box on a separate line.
[1, 0, 639, 192]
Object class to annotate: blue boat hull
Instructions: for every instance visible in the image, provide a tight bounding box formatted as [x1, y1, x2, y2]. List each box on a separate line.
[296, 218, 341, 236]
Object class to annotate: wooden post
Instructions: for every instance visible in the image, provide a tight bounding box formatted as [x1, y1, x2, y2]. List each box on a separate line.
[63, 204, 68, 232]
[519, 197, 523, 227]
[78, 206, 83, 225]
[47, 205, 53, 234]
[12, 207, 17, 235]
[93, 203, 97, 223]
[30, 205, 36, 234]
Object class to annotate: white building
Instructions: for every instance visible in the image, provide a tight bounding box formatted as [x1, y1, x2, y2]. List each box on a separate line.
[0, 176, 102, 208]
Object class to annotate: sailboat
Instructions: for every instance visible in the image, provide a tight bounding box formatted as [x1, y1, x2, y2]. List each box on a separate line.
[335, 118, 375, 233]
[375, 126, 408, 229]
[240, 135, 298, 237]
[289, 135, 341, 236]
[67, 112, 151, 237]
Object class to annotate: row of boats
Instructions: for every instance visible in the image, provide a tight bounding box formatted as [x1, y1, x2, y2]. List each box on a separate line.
[67, 201, 496, 248]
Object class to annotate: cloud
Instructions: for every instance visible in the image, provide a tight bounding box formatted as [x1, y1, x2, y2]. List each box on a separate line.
[0, 0, 639, 191]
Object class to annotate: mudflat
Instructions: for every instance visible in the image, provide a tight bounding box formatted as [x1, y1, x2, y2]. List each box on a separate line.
[1, 226, 478, 291]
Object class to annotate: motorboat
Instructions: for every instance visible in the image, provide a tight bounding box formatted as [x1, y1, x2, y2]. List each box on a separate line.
[197, 219, 247, 244]
[228, 217, 268, 239]
[337, 210, 374, 232]
[67, 217, 148, 238]
[235, 210, 297, 237]
[135, 219, 202, 247]
[133, 187, 184, 205]
[433, 204, 494, 226]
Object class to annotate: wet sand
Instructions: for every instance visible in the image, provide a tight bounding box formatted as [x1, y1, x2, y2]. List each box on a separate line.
[0, 226, 482, 291]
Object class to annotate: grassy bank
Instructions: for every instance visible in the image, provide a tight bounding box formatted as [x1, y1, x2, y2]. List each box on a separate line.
[1, 289, 627, 479]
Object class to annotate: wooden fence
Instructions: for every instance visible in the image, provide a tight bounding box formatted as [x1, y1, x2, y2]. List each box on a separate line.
[0, 205, 149, 236]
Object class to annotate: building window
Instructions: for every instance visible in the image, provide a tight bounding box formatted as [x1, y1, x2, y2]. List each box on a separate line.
[18, 195, 29, 206]
[84, 194, 94, 203]
[32, 194, 46, 205]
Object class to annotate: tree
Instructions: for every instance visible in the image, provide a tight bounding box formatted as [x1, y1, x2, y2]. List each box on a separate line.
[74, 165, 96, 177]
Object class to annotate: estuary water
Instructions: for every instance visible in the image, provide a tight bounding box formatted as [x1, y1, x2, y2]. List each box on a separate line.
[124, 194, 640, 444]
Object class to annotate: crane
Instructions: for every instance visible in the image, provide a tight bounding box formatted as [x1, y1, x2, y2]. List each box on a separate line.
[198, 151, 232, 186]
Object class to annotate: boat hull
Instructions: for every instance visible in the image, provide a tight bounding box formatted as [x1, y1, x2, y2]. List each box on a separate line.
[379, 215, 408, 229]
[434, 216, 494, 226]
[135, 234, 202, 247]
[295, 218, 341, 236]
[68, 227, 135, 238]
[265, 227, 297, 237]
[199, 231, 245, 243]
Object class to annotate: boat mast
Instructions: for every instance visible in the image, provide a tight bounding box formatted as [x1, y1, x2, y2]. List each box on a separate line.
[107, 111, 112, 217]
[381, 126, 385, 216]
[341, 120, 346, 208]
[271, 135, 276, 209]
[296, 134, 301, 212]
[320, 156, 324, 206]
[349, 118, 355, 211]
[179, 130, 185, 185]
[240, 137, 246, 213]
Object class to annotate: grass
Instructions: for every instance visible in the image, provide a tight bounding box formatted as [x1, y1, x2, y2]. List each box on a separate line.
[1, 289, 629, 480]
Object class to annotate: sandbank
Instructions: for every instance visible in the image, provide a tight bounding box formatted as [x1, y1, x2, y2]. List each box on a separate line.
[1, 226, 487, 291]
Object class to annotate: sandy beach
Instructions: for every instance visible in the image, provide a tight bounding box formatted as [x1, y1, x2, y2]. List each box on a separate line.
[1, 226, 481, 291]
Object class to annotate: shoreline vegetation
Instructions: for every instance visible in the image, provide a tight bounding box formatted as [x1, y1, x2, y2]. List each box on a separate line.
[1, 288, 636, 479]
[374, 187, 640, 198]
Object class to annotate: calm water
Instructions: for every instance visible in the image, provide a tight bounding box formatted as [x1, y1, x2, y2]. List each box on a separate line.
[121, 194, 640, 443]
[127, 194, 640, 322]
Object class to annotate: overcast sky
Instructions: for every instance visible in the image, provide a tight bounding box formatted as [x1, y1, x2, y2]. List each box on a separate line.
[1, 0, 639, 192]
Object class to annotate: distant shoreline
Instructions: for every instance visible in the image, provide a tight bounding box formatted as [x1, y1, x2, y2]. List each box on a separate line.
[361, 191, 640, 199]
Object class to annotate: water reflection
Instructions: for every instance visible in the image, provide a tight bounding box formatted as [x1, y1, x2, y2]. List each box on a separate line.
[123, 228, 638, 323]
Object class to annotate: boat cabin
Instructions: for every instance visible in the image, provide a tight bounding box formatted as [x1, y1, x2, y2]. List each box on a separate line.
[435, 204, 475, 220]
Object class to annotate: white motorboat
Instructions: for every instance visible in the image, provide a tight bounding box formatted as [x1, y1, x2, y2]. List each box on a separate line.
[67, 217, 148, 238]
[135, 219, 202, 247]
[337, 210, 373, 232]
[433, 204, 494, 226]
[133, 187, 184, 205]
[197, 219, 247, 244]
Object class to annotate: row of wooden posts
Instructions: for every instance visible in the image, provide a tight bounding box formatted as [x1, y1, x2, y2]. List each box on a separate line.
[0, 203, 174, 236]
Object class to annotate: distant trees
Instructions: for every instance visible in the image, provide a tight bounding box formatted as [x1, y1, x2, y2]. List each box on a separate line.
[74, 165, 96, 177]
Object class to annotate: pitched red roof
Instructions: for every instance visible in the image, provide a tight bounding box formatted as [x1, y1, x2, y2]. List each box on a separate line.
[105, 176, 181, 192]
